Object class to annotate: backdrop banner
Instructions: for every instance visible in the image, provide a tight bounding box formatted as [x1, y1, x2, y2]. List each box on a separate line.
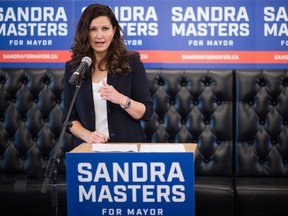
[0, 0, 287, 68]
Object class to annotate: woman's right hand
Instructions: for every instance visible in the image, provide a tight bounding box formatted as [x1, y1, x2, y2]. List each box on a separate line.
[70, 120, 109, 144]
[87, 131, 109, 144]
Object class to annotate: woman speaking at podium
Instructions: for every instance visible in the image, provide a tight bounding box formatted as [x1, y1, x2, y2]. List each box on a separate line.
[63, 3, 153, 146]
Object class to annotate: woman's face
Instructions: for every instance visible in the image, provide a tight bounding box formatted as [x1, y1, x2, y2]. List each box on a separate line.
[88, 16, 116, 56]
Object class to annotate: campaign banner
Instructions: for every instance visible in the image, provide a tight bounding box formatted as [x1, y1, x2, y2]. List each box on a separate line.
[66, 152, 195, 216]
[0, 0, 287, 69]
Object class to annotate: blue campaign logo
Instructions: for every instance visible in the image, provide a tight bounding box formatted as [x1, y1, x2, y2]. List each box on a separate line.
[66, 152, 195, 216]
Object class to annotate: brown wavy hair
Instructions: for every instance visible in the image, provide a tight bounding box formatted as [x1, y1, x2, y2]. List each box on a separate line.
[69, 3, 139, 77]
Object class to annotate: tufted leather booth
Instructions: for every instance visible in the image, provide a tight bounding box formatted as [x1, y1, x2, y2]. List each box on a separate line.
[0, 68, 288, 216]
[142, 69, 235, 216]
[0, 68, 74, 215]
[235, 70, 288, 216]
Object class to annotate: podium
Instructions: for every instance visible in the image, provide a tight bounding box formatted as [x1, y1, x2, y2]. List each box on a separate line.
[66, 143, 196, 216]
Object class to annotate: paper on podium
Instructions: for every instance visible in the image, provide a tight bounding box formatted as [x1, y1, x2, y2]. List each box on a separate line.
[140, 144, 186, 152]
[92, 144, 138, 152]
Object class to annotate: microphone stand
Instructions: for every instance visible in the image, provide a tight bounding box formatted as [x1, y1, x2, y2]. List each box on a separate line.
[41, 77, 83, 216]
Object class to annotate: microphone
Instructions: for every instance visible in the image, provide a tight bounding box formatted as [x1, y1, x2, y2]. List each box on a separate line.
[69, 56, 92, 85]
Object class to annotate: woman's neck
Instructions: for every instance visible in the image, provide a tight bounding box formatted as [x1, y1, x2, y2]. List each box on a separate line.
[92, 67, 107, 84]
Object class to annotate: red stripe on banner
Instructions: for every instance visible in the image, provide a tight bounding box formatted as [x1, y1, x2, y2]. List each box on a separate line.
[0, 50, 72, 63]
[138, 51, 288, 64]
[1, 50, 287, 64]
[137, 51, 166, 63]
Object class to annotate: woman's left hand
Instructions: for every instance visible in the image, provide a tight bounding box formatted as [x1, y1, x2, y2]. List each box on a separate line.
[98, 80, 127, 106]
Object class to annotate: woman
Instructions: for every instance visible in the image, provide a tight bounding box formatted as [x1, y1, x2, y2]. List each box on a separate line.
[63, 3, 153, 146]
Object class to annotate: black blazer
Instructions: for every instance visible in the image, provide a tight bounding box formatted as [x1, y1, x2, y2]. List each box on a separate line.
[63, 55, 153, 146]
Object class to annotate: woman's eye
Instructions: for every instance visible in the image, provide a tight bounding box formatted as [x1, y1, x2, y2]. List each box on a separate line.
[89, 28, 97, 32]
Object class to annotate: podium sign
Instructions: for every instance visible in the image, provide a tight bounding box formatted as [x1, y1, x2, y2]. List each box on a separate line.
[66, 152, 194, 216]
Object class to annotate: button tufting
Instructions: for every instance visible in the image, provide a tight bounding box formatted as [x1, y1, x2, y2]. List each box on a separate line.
[181, 80, 187, 86]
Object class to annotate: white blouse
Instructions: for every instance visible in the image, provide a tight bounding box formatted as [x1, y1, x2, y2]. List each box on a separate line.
[92, 78, 109, 137]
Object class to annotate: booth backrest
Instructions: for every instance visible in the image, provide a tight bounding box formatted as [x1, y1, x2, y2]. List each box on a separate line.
[235, 70, 288, 177]
[0, 68, 74, 176]
[142, 69, 234, 176]
[0, 68, 234, 178]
